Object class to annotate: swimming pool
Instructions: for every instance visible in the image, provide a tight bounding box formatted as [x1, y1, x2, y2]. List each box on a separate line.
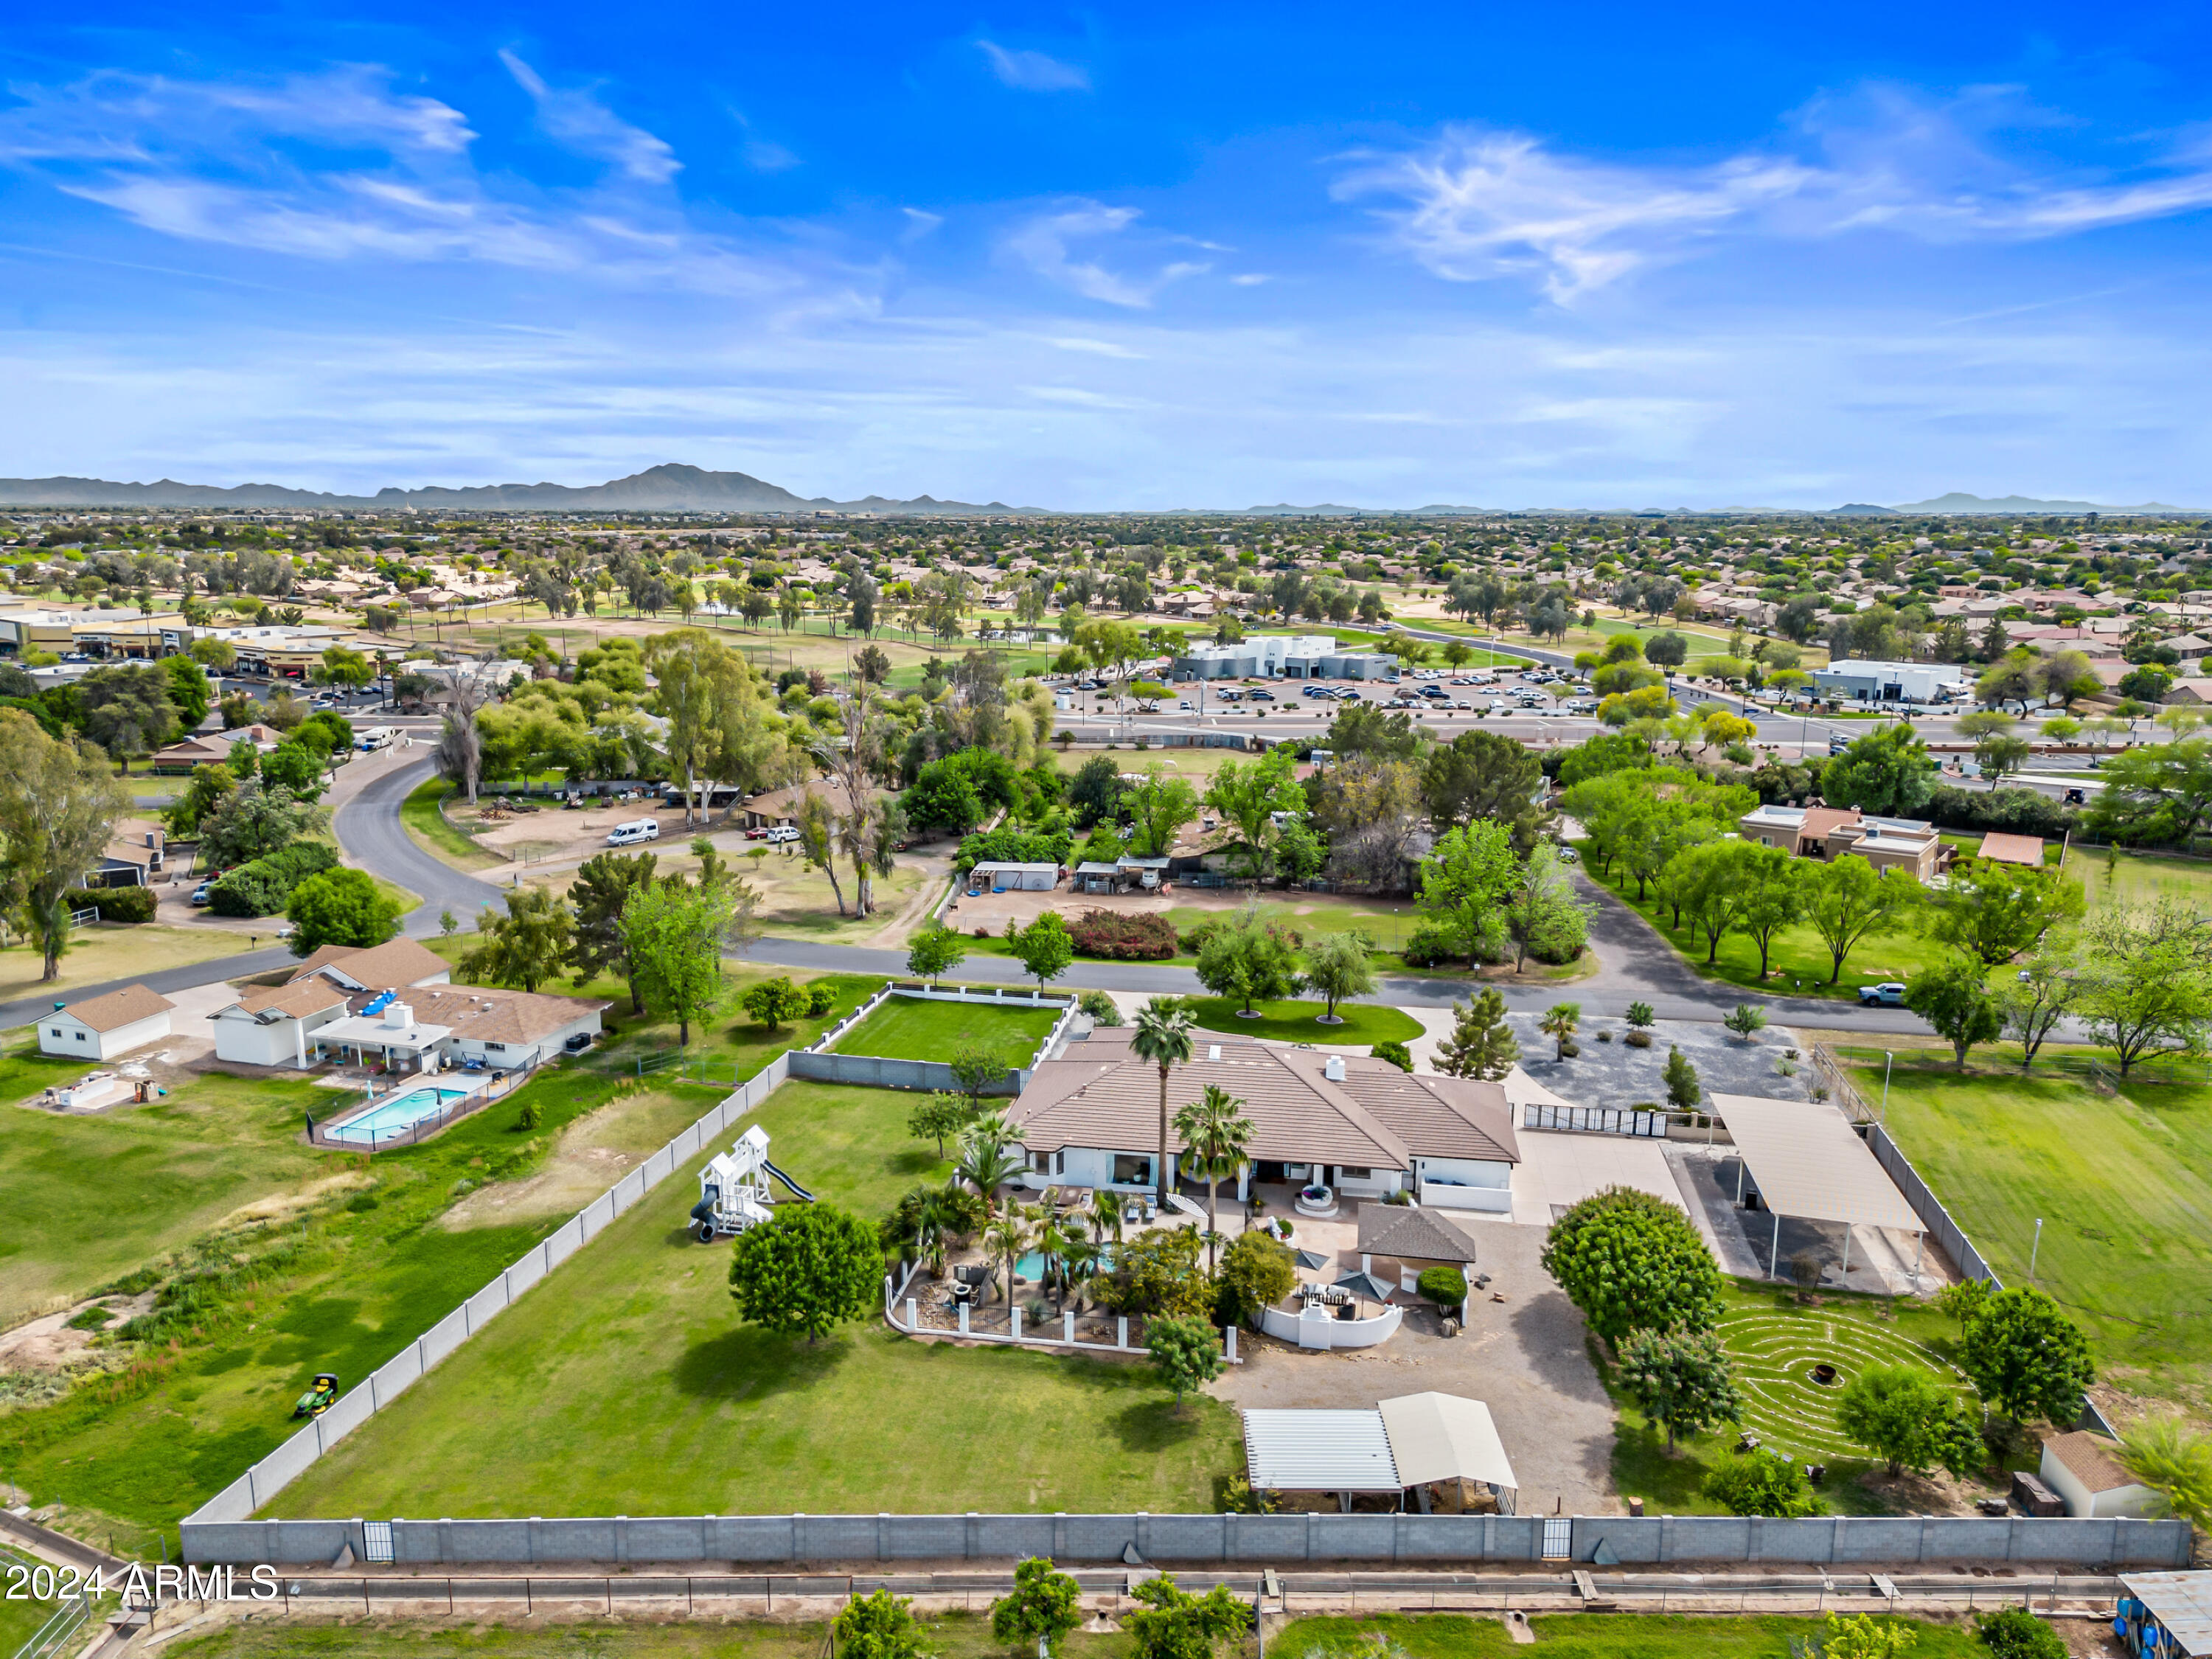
[322, 1085, 473, 1147]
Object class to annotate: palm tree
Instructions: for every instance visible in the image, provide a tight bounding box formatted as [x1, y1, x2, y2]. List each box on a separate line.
[956, 1116, 1027, 1211]
[1173, 1085, 1253, 1270]
[1089, 1186, 1126, 1248]
[985, 1212, 1031, 1314]
[1129, 996, 1197, 1203]
[1540, 1001, 1582, 1060]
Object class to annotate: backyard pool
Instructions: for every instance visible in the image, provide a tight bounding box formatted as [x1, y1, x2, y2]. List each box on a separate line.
[322, 1085, 475, 1147]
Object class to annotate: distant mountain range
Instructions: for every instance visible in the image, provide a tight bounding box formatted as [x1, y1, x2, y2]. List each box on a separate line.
[0, 463, 1040, 516]
[1838, 493, 2199, 515]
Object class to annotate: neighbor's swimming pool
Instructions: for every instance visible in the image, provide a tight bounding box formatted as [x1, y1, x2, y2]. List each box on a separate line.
[322, 1085, 473, 1147]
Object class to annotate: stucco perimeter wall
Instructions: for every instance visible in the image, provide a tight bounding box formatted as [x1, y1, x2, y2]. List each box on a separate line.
[185, 1510, 2192, 1570]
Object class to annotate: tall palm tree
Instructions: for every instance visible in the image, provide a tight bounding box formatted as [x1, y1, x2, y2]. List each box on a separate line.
[985, 1212, 1031, 1314]
[1090, 1186, 1126, 1248]
[1173, 1085, 1253, 1271]
[1129, 996, 1197, 1203]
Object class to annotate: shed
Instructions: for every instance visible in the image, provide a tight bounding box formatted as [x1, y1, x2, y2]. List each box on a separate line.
[1073, 861, 1121, 894]
[969, 862, 1058, 892]
[2118, 1571, 2212, 1658]
[1975, 832, 2047, 867]
[2041, 1430, 2159, 1518]
[1708, 1093, 1927, 1286]
[40, 984, 175, 1060]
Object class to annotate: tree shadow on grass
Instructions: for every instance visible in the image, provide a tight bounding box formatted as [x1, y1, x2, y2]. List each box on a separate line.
[672, 1324, 855, 1402]
[1609, 1413, 1716, 1513]
[1107, 1395, 1216, 1453]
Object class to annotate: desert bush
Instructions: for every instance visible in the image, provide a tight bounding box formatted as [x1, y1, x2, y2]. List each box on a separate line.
[1070, 908, 1178, 960]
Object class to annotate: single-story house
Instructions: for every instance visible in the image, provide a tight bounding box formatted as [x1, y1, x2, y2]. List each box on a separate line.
[2039, 1431, 2160, 1519]
[1006, 1027, 1520, 1203]
[40, 983, 175, 1060]
[87, 819, 167, 888]
[212, 980, 351, 1068]
[1975, 832, 2046, 867]
[289, 936, 453, 993]
[1737, 804, 1947, 881]
[149, 723, 288, 775]
[740, 780, 891, 830]
[2162, 679, 2212, 706]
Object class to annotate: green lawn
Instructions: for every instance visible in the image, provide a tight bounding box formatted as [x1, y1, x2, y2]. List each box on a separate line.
[832, 992, 1062, 1062]
[400, 776, 506, 872]
[0, 1054, 335, 1329]
[2073, 844, 2212, 915]
[0, 1545, 71, 1658]
[1847, 1053, 2212, 1407]
[0, 971, 879, 1550]
[274, 1079, 1242, 1520]
[1577, 851, 1947, 1000]
[1276, 1614, 1975, 1659]
[1183, 995, 1422, 1046]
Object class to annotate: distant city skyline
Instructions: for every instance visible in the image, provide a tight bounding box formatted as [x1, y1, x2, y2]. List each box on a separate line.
[1, 0, 2208, 508]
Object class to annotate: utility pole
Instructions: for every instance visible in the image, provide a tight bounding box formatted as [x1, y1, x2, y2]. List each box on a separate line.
[2030, 1217, 2044, 1280]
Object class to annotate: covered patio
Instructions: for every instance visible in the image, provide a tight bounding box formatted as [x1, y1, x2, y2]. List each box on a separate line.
[1708, 1093, 1928, 1290]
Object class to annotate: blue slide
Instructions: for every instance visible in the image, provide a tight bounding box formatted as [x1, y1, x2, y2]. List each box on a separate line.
[762, 1159, 815, 1202]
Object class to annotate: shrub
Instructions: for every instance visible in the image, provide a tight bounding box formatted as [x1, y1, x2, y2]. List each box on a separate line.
[956, 827, 1073, 872]
[209, 841, 338, 917]
[1371, 1039, 1413, 1071]
[1703, 1447, 1818, 1517]
[1077, 989, 1122, 1026]
[1178, 918, 1223, 955]
[518, 1099, 543, 1131]
[1069, 908, 1179, 960]
[1402, 921, 1469, 967]
[972, 925, 990, 939]
[806, 982, 837, 1017]
[1623, 1029, 1652, 1048]
[62, 885, 156, 923]
[1973, 1607, 2067, 1659]
[1416, 1267, 1467, 1306]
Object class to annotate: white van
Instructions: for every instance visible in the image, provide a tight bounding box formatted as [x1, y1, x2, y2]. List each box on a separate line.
[606, 818, 661, 846]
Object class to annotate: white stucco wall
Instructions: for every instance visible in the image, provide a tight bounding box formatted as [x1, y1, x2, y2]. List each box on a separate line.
[40, 1010, 170, 1060]
[215, 1015, 308, 1069]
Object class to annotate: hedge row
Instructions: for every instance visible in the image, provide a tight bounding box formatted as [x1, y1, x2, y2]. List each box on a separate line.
[61, 886, 156, 923]
[209, 842, 338, 918]
[1068, 908, 1179, 960]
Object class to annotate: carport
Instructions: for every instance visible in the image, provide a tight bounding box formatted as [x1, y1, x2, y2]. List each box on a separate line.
[1241, 1393, 1519, 1514]
[1708, 1093, 1927, 1287]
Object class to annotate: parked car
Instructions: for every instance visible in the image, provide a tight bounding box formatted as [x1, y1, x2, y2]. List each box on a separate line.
[1857, 982, 1907, 1006]
[744, 827, 769, 840]
[765, 824, 800, 844]
[1248, 689, 1275, 701]
[190, 880, 215, 906]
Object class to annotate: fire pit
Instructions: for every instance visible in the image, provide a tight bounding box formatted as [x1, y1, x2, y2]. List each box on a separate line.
[1808, 1363, 1840, 1387]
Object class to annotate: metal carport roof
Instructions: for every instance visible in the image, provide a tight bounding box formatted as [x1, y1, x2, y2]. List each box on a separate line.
[1241, 1408, 1400, 1492]
[1377, 1392, 1518, 1491]
[1708, 1093, 1922, 1232]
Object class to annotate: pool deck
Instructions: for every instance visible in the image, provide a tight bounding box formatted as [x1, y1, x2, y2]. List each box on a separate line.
[309, 1077, 494, 1151]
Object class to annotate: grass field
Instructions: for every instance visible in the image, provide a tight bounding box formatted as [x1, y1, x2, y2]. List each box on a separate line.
[274, 1078, 1242, 1520]
[400, 777, 507, 872]
[0, 1055, 333, 1328]
[1846, 1051, 2212, 1409]
[0, 922, 255, 1006]
[0, 972, 879, 1548]
[2071, 844, 2212, 915]
[1576, 853, 1946, 1000]
[1183, 995, 1423, 1046]
[155, 1611, 1985, 1659]
[0, 1545, 69, 1658]
[831, 994, 1062, 1062]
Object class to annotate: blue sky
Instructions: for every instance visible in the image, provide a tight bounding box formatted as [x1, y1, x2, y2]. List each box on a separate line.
[2, 0, 2210, 508]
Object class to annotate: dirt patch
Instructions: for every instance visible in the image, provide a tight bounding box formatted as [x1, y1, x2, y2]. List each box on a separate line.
[0, 1291, 156, 1374]
[440, 1144, 641, 1229]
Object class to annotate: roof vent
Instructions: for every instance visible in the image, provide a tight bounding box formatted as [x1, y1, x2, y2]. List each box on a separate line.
[1324, 1054, 1346, 1082]
[1207, 1045, 1221, 1062]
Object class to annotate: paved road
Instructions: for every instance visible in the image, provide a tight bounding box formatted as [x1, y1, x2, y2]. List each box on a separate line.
[337, 757, 507, 935]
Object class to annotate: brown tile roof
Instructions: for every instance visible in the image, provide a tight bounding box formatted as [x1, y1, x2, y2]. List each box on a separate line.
[230, 981, 349, 1020]
[2042, 1430, 2137, 1494]
[1010, 1029, 1517, 1171]
[58, 983, 175, 1032]
[1797, 806, 1860, 843]
[1356, 1203, 1486, 1263]
[1977, 832, 2046, 866]
[403, 985, 611, 1044]
[288, 937, 452, 990]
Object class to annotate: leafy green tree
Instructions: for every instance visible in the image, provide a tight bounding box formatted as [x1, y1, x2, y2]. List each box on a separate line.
[1722, 1002, 1767, 1043]
[199, 780, 328, 867]
[1815, 1611, 1919, 1659]
[835, 1591, 932, 1659]
[1371, 1039, 1412, 1071]
[1214, 1230, 1295, 1327]
[1662, 1045, 1701, 1110]
[1194, 908, 1301, 1015]
[1726, 843, 1802, 979]
[162, 654, 212, 729]
[2074, 900, 2212, 1074]
[285, 866, 400, 955]
[1147, 1312, 1225, 1408]
[259, 740, 328, 801]
[1961, 1287, 2095, 1426]
[947, 1040, 1011, 1109]
[1123, 1574, 1250, 1659]
[1702, 1447, 1817, 1517]
[1125, 768, 1200, 858]
[1436, 987, 1517, 1079]
[163, 760, 236, 839]
[459, 885, 575, 995]
[991, 1559, 1083, 1656]
[2085, 737, 2212, 845]
[1301, 929, 1375, 1021]
[1799, 856, 1920, 984]
[1542, 1186, 1724, 1346]
[1927, 860, 2084, 965]
[1834, 1364, 1986, 1478]
[1618, 1327, 1742, 1450]
[0, 715, 132, 982]
[1420, 729, 1542, 838]
[1009, 911, 1075, 990]
[77, 663, 178, 765]
[1415, 819, 1517, 967]
[1995, 948, 2077, 1073]
[1903, 956, 2003, 1070]
[622, 879, 754, 1043]
[1822, 724, 1937, 817]
[567, 850, 658, 1014]
[906, 920, 969, 987]
[1094, 1225, 1211, 1318]
[1066, 754, 1123, 829]
[2118, 1418, 2212, 1531]
[1202, 747, 1304, 879]
[728, 1202, 882, 1343]
[1539, 1000, 1581, 1058]
[906, 1092, 968, 1158]
[1503, 843, 1590, 970]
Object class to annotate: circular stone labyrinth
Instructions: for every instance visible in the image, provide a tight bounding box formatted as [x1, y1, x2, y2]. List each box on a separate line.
[1718, 1311, 1980, 1461]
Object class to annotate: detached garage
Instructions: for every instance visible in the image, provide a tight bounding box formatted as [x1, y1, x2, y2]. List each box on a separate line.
[40, 984, 175, 1060]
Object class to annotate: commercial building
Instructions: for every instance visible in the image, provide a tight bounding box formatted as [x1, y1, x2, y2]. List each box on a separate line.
[1173, 633, 1400, 681]
[1809, 658, 1971, 704]
[1736, 804, 1948, 881]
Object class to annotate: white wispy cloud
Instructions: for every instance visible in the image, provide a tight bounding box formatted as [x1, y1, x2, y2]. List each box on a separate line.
[976, 41, 1089, 92]
[1338, 91, 2212, 302]
[1004, 202, 1207, 307]
[498, 49, 679, 182]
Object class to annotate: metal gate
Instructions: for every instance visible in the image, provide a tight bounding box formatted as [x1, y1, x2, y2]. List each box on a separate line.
[1541, 1518, 1572, 1559]
[1523, 1104, 1663, 1138]
[363, 1521, 394, 1564]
